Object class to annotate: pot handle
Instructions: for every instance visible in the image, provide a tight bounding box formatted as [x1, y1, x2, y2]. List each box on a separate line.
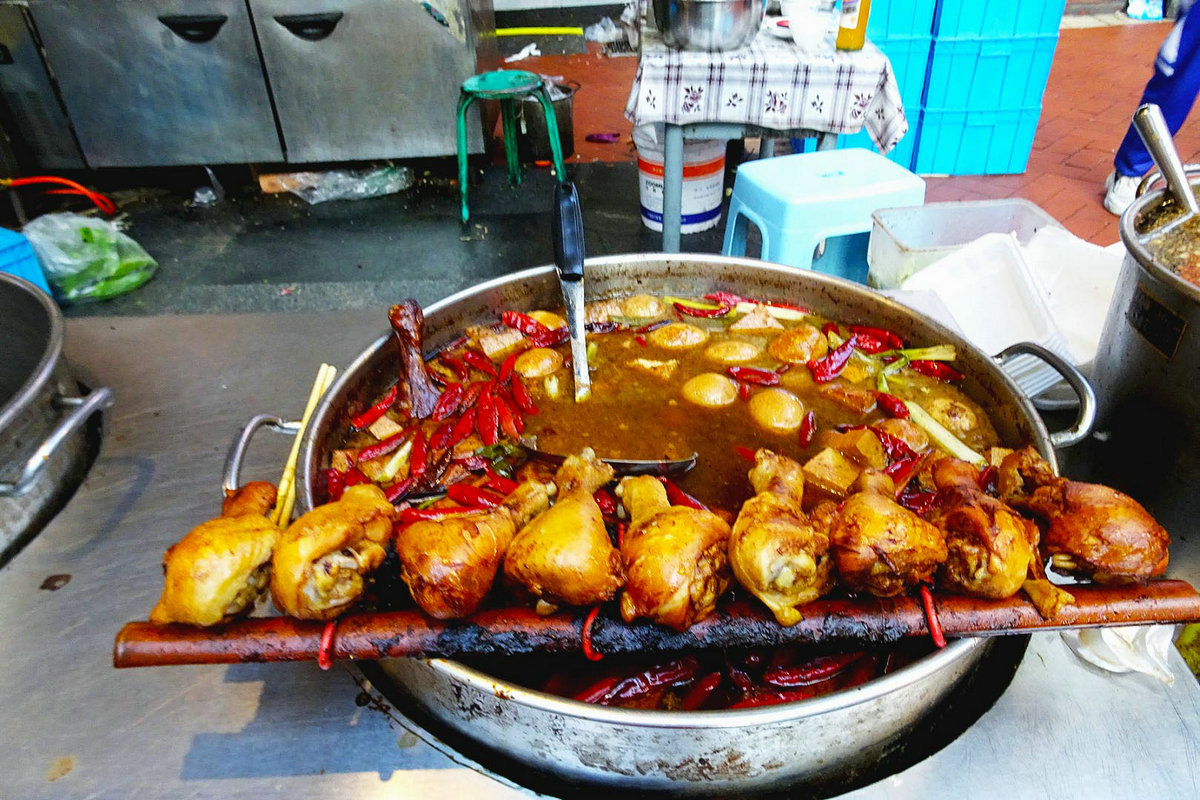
[222, 414, 301, 495]
[994, 343, 1095, 449]
[0, 386, 114, 498]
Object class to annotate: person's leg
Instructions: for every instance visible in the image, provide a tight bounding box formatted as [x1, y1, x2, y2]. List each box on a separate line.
[1114, 2, 1200, 176]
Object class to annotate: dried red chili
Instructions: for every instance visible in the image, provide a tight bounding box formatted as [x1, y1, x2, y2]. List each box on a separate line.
[673, 302, 731, 318]
[447, 483, 503, 509]
[850, 331, 888, 354]
[797, 411, 817, 448]
[726, 366, 781, 386]
[510, 375, 538, 414]
[735, 445, 756, 462]
[807, 336, 856, 383]
[729, 687, 819, 708]
[593, 489, 617, 517]
[581, 605, 604, 662]
[909, 359, 964, 382]
[679, 671, 724, 710]
[476, 389, 499, 446]
[350, 384, 399, 430]
[761, 652, 863, 687]
[498, 351, 519, 385]
[634, 334, 648, 348]
[326, 468, 346, 501]
[430, 383, 464, 421]
[356, 425, 418, 464]
[408, 429, 428, 483]
[898, 488, 938, 514]
[398, 506, 470, 525]
[871, 427, 918, 462]
[446, 409, 476, 448]
[317, 619, 338, 671]
[586, 321, 619, 334]
[634, 319, 672, 334]
[438, 353, 471, 383]
[736, 380, 752, 402]
[848, 324, 904, 350]
[702, 291, 748, 306]
[483, 467, 519, 494]
[875, 392, 910, 419]
[919, 584, 947, 649]
[658, 477, 708, 510]
[501, 310, 551, 337]
[529, 326, 570, 348]
[495, 393, 524, 439]
[429, 421, 454, 451]
[462, 350, 498, 377]
[384, 477, 414, 504]
[978, 465, 999, 494]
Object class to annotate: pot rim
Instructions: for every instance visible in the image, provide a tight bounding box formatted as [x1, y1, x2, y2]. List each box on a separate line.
[1120, 184, 1200, 303]
[0, 273, 63, 433]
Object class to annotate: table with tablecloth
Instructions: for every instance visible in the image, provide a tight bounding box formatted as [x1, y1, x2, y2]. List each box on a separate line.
[625, 22, 909, 251]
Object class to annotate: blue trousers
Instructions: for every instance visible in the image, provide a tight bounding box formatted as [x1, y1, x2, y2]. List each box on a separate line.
[1115, 1, 1200, 177]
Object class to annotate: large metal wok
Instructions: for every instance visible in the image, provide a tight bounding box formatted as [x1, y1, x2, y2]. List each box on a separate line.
[283, 254, 1092, 794]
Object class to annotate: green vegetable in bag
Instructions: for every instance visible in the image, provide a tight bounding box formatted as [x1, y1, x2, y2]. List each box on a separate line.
[23, 212, 157, 303]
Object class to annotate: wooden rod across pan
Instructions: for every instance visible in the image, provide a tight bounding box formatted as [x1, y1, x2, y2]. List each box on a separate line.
[113, 580, 1200, 669]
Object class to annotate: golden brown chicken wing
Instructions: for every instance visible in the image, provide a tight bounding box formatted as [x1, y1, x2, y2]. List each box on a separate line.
[150, 482, 280, 626]
[270, 484, 396, 620]
[729, 449, 834, 626]
[504, 449, 623, 611]
[830, 488, 947, 597]
[998, 447, 1169, 580]
[618, 475, 731, 631]
[929, 457, 1038, 599]
[397, 480, 550, 619]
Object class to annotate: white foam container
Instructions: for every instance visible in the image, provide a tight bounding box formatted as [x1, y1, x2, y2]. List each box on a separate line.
[633, 124, 725, 233]
[867, 199, 1062, 289]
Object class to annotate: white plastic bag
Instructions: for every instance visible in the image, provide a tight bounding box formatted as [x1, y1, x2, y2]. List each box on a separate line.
[23, 212, 157, 303]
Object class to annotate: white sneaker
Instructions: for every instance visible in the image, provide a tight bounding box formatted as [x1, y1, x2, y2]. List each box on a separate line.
[1104, 171, 1141, 216]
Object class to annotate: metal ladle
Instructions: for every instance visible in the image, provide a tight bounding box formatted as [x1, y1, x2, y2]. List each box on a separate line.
[552, 181, 591, 402]
[1133, 102, 1200, 245]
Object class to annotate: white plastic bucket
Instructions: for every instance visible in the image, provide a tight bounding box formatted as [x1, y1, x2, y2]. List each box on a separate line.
[633, 125, 725, 233]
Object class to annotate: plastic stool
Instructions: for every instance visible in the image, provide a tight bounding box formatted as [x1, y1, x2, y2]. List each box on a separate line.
[722, 148, 926, 282]
[456, 70, 568, 224]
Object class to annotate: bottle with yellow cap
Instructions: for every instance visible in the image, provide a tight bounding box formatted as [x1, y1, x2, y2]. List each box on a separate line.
[835, 0, 871, 51]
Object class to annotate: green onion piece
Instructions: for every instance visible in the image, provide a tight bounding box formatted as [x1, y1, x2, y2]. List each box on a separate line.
[904, 400, 985, 466]
[877, 371, 890, 392]
[586, 341, 599, 362]
[663, 296, 723, 310]
[884, 344, 957, 362]
[377, 438, 414, 483]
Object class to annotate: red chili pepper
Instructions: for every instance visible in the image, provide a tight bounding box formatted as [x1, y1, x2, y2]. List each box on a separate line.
[634, 334, 648, 348]
[703, 291, 749, 306]
[385, 477, 414, 504]
[726, 366, 781, 386]
[979, 465, 998, 494]
[634, 319, 672, 334]
[326, 468, 346, 501]
[447, 483, 503, 508]
[919, 584, 947, 649]
[680, 672, 724, 711]
[776, 363, 793, 374]
[461, 379, 490, 409]
[673, 302, 730, 318]
[439, 353, 471, 383]
[821, 322, 840, 338]
[476, 388, 499, 446]
[430, 383, 464, 421]
[798, 411, 817, 447]
[608, 658, 700, 702]
[495, 393, 524, 439]
[356, 425, 418, 464]
[462, 350, 498, 377]
[658, 477, 708, 510]
[529, 326, 570, 348]
[593, 489, 617, 516]
[851, 331, 888, 354]
[870, 426, 918, 462]
[408, 430, 428, 483]
[765, 300, 810, 314]
[446, 409, 477, 448]
[574, 675, 621, 704]
[398, 506, 472, 525]
[501, 310, 552, 337]
[884, 455, 922, 490]
[762, 652, 863, 688]
[581, 605, 604, 662]
[729, 687, 819, 708]
[875, 392, 910, 419]
[848, 324, 905, 350]
[616, 522, 627, 549]
[484, 467, 519, 494]
[909, 359, 964, 382]
[429, 420, 454, 451]
[510, 375, 538, 414]
[586, 321, 619, 334]
[898, 488, 938, 514]
[350, 384, 399, 430]
[807, 336, 856, 383]
[343, 466, 369, 488]
[318, 619, 338, 671]
[735, 445, 756, 462]
[736, 380, 751, 402]
[498, 352, 519, 385]
[453, 453, 489, 471]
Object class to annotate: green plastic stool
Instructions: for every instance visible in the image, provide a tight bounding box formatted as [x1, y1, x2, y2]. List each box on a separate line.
[456, 70, 568, 224]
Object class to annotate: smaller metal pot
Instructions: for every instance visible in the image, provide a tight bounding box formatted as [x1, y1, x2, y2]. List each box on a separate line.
[0, 273, 112, 559]
[653, 0, 764, 51]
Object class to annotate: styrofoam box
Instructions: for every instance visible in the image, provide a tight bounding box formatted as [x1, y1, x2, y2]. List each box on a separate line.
[866, 198, 1061, 289]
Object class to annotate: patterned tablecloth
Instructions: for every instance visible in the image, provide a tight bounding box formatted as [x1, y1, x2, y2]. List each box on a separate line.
[625, 22, 908, 153]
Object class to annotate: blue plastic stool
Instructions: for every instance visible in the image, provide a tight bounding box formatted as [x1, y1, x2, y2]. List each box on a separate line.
[0, 228, 49, 294]
[722, 148, 926, 282]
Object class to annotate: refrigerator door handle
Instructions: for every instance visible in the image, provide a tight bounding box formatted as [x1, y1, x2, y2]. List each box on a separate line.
[273, 12, 344, 41]
[157, 15, 228, 44]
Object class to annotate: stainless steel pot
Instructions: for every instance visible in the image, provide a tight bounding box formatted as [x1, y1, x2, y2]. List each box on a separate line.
[0, 273, 113, 559]
[1089, 178, 1200, 535]
[228, 254, 1093, 794]
[653, 0, 764, 51]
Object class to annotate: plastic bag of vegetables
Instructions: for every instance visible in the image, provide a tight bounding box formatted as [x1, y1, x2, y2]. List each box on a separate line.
[22, 212, 157, 303]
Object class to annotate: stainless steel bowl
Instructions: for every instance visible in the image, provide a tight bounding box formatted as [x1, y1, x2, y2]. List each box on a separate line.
[653, 0, 764, 51]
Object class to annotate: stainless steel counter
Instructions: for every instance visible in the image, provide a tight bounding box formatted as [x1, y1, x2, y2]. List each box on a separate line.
[1, 311, 1198, 799]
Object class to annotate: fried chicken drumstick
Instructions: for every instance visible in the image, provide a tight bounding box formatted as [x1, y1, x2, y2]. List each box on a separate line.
[150, 482, 280, 626]
[729, 449, 835, 626]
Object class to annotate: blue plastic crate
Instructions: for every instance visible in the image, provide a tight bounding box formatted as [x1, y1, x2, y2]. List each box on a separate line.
[932, 0, 1067, 38]
[0, 228, 49, 294]
[866, 0, 936, 39]
[913, 106, 1043, 175]
[924, 34, 1059, 110]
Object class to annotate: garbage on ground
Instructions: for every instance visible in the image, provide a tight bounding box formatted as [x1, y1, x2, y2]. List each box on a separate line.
[1061, 625, 1176, 685]
[584, 17, 625, 43]
[504, 42, 541, 62]
[23, 212, 157, 303]
[258, 166, 414, 204]
[585, 132, 621, 143]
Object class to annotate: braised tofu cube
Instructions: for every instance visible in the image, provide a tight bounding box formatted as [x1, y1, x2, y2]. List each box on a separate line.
[729, 305, 784, 333]
[330, 449, 357, 473]
[813, 428, 887, 469]
[803, 447, 861, 500]
[818, 381, 878, 416]
[367, 414, 405, 440]
[473, 327, 526, 360]
[985, 446, 1015, 468]
[630, 357, 679, 380]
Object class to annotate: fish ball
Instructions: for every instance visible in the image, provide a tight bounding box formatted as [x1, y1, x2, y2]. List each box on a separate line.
[682, 373, 738, 408]
[528, 310, 566, 330]
[622, 294, 667, 318]
[768, 324, 828, 364]
[749, 388, 806, 433]
[648, 322, 709, 349]
[514, 347, 564, 379]
[705, 339, 761, 364]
